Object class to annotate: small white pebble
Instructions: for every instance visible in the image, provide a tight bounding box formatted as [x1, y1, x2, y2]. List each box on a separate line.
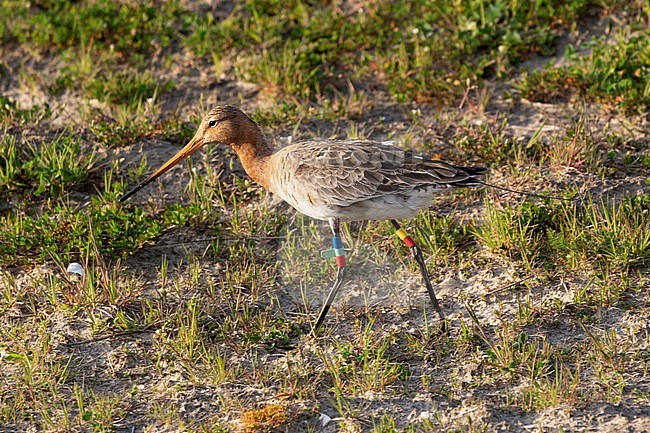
[66, 263, 84, 276]
[319, 413, 332, 426]
[419, 411, 433, 421]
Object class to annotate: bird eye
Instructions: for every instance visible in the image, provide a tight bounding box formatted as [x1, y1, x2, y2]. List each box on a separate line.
[208, 119, 218, 127]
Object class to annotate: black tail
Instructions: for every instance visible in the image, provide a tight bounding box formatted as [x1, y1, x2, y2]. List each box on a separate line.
[454, 165, 571, 201]
[453, 165, 488, 187]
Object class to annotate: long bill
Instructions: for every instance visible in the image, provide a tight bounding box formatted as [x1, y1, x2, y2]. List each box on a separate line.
[119, 134, 205, 202]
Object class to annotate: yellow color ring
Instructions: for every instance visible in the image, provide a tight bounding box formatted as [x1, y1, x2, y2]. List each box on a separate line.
[395, 228, 409, 240]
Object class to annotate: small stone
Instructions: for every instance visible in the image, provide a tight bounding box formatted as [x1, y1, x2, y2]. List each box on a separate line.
[319, 413, 332, 426]
[66, 263, 84, 276]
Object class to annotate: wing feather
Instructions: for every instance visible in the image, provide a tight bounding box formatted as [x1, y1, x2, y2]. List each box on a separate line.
[279, 140, 484, 207]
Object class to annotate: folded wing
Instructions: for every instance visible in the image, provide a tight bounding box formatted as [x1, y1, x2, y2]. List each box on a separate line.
[281, 140, 486, 207]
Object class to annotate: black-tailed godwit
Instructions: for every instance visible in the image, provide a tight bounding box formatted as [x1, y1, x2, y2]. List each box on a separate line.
[120, 105, 487, 331]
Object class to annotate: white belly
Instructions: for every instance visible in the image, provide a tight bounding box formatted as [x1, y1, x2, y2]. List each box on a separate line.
[275, 187, 442, 222]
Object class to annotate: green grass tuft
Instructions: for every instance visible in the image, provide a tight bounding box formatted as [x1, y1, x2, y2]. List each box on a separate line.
[0, 132, 95, 197]
[518, 30, 650, 113]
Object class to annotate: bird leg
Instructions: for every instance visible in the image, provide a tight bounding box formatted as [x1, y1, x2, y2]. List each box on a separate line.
[390, 219, 445, 322]
[314, 218, 347, 332]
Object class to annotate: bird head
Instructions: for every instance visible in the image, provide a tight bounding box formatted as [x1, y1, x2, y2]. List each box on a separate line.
[119, 105, 262, 202]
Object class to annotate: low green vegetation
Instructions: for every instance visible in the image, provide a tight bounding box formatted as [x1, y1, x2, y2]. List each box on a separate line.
[86, 71, 175, 109]
[0, 0, 188, 57]
[1, 0, 649, 431]
[4, 0, 646, 110]
[0, 95, 51, 126]
[476, 195, 650, 275]
[0, 132, 95, 197]
[0, 199, 202, 266]
[518, 29, 650, 113]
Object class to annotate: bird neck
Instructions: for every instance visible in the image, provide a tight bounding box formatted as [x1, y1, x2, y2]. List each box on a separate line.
[232, 136, 274, 191]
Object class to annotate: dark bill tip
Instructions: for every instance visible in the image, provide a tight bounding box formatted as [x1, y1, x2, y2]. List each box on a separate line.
[119, 177, 156, 202]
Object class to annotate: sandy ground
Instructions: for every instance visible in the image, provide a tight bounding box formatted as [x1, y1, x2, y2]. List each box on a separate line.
[1, 15, 649, 432]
